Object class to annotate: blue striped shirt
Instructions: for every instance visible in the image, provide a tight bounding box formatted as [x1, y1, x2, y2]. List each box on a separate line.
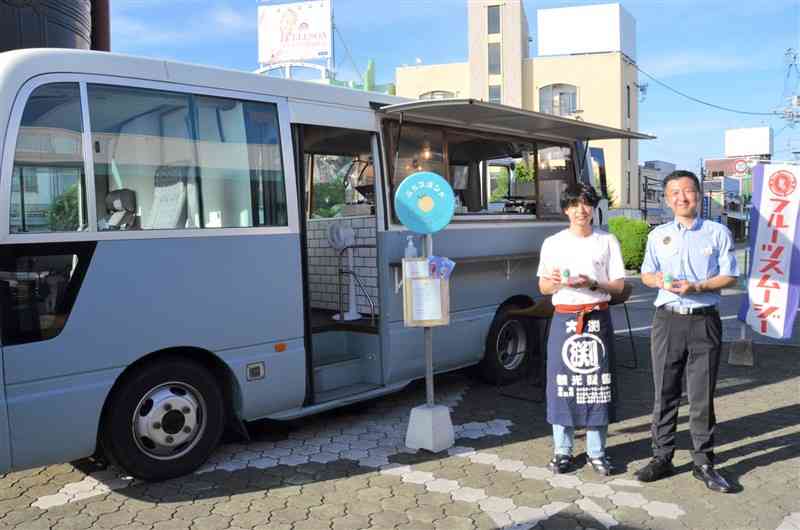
[641, 217, 739, 308]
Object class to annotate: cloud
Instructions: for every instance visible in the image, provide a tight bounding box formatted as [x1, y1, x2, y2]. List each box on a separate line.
[209, 5, 256, 33]
[641, 50, 775, 79]
[112, 5, 256, 51]
[113, 15, 187, 47]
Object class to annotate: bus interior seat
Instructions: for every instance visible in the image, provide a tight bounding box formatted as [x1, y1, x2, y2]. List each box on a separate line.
[104, 189, 139, 230]
[146, 164, 189, 229]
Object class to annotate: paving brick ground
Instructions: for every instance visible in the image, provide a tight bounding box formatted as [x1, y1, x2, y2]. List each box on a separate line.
[1, 336, 798, 530]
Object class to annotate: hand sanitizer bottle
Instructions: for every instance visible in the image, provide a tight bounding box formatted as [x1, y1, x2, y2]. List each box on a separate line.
[404, 235, 418, 258]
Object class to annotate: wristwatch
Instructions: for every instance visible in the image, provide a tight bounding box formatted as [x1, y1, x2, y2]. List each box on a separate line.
[589, 279, 599, 291]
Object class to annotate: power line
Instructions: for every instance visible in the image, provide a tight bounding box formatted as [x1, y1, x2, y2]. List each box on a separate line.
[774, 124, 791, 137]
[634, 64, 780, 117]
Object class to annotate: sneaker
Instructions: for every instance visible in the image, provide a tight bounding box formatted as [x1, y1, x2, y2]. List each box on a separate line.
[634, 457, 675, 483]
[548, 454, 573, 474]
[589, 455, 614, 476]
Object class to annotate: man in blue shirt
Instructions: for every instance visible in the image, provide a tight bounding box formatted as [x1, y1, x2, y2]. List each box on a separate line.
[635, 170, 739, 493]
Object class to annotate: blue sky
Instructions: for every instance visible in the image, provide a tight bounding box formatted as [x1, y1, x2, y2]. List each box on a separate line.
[111, 0, 799, 172]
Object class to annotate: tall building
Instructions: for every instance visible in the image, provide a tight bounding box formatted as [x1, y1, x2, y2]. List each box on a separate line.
[396, 2, 641, 210]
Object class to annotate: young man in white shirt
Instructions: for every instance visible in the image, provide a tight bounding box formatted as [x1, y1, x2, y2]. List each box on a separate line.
[537, 183, 626, 475]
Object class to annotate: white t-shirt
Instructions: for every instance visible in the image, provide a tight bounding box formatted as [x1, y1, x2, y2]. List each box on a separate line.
[536, 228, 626, 305]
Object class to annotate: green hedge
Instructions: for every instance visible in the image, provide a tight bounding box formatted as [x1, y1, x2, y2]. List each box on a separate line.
[608, 217, 650, 271]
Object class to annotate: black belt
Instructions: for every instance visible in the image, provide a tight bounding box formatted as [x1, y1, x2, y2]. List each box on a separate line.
[659, 305, 718, 316]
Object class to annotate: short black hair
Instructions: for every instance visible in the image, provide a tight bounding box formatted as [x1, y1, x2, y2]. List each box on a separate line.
[663, 170, 700, 192]
[560, 182, 600, 210]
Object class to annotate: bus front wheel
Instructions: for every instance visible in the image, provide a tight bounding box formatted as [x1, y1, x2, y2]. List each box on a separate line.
[103, 358, 225, 481]
[480, 304, 533, 385]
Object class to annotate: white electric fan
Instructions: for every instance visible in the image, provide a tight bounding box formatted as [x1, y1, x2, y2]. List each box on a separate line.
[328, 223, 363, 321]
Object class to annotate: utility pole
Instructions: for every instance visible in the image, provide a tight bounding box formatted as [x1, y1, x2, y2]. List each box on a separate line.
[780, 49, 800, 125]
[641, 170, 647, 222]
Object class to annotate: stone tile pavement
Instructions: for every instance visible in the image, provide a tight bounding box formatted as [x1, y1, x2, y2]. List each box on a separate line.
[0, 338, 797, 529]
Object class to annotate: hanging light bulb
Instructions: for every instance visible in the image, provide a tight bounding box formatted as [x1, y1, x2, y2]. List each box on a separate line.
[422, 141, 432, 160]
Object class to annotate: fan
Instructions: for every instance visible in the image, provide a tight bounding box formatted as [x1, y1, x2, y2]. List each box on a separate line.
[327, 223, 362, 321]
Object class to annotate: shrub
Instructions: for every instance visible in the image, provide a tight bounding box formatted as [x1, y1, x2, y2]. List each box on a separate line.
[608, 216, 650, 271]
[48, 184, 80, 231]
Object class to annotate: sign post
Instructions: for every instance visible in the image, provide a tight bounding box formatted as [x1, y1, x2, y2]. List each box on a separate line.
[394, 171, 456, 453]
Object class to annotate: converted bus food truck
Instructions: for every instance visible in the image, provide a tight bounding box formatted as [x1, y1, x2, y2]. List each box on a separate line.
[0, 49, 649, 480]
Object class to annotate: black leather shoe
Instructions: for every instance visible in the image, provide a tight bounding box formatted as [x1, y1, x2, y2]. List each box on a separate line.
[589, 455, 614, 476]
[692, 464, 732, 493]
[548, 454, 573, 474]
[634, 458, 675, 483]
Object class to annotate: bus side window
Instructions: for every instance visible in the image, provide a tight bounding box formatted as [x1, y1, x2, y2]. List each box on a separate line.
[10, 83, 87, 233]
[88, 85, 288, 231]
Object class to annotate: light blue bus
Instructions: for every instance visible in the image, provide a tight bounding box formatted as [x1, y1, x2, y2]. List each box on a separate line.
[0, 49, 647, 480]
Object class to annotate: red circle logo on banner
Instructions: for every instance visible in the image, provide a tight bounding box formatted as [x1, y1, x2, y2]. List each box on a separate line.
[768, 170, 797, 197]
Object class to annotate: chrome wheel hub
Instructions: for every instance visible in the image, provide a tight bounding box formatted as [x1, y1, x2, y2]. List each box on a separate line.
[496, 319, 527, 370]
[132, 382, 206, 460]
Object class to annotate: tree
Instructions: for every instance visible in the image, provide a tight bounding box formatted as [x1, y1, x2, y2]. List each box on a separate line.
[48, 184, 80, 231]
[515, 162, 534, 182]
[490, 168, 509, 203]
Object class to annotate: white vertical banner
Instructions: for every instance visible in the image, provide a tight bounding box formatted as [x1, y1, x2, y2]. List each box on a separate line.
[742, 164, 800, 338]
[258, 0, 332, 66]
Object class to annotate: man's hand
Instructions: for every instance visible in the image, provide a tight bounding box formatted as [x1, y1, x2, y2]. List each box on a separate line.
[641, 271, 663, 289]
[668, 280, 697, 296]
[549, 268, 563, 289]
[569, 274, 592, 289]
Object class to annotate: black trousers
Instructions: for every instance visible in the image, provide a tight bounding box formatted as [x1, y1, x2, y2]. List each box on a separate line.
[650, 307, 722, 465]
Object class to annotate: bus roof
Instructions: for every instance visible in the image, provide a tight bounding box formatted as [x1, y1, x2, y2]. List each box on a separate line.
[0, 49, 655, 143]
[379, 99, 655, 142]
[0, 48, 406, 111]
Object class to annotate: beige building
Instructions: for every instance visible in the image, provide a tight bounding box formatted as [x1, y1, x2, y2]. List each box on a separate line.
[396, 1, 641, 209]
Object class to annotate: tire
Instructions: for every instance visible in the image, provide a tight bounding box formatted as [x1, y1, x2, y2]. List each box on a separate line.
[102, 358, 225, 481]
[480, 304, 534, 385]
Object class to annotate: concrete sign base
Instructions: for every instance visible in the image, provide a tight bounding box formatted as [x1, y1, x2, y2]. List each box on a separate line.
[728, 339, 754, 366]
[405, 404, 455, 453]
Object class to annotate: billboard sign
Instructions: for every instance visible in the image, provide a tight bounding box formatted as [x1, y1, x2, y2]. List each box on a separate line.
[724, 127, 773, 158]
[258, 0, 331, 65]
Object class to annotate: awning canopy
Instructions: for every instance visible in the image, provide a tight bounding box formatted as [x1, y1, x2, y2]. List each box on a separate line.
[378, 99, 655, 142]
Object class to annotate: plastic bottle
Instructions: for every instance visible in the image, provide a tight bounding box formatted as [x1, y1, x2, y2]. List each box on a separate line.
[404, 235, 418, 258]
[663, 272, 673, 289]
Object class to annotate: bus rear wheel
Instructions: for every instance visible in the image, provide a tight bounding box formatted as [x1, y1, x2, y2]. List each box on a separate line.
[480, 304, 533, 385]
[103, 358, 225, 481]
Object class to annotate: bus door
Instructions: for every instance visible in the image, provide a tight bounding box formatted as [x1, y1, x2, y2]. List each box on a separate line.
[294, 124, 384, 404]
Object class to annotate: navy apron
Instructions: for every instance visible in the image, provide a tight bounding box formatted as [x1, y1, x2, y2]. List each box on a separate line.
[546, 308, 616, 427]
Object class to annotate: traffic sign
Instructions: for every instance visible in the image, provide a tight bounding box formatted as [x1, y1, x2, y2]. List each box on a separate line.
[734, 159, 748, 176]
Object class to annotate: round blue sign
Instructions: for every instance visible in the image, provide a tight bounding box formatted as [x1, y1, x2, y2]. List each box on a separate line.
[394, 172, 455, 234]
